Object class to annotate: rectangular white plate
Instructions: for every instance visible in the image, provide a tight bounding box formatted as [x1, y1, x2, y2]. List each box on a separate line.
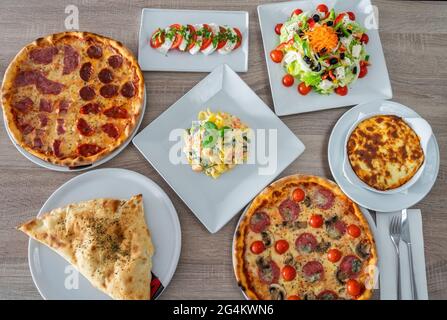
[138, 8, 249, 72]
[258, 0, 392, 115]
[133, 64, 305, 233]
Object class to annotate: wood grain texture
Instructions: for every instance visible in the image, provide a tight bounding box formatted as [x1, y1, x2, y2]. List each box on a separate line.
[0, 0, 446, 300]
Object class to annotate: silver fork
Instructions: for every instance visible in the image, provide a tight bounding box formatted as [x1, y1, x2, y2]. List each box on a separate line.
[389, 214, 402, 300]
[401, 209, 417, 299]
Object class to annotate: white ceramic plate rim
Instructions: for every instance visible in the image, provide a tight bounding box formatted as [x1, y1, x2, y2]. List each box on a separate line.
[138, 8, 249, 72]
[4, 88, 146, 172]
[328, 100, 440, 212]
[28, 168, 181, 300]
[232, 194, 379, 299]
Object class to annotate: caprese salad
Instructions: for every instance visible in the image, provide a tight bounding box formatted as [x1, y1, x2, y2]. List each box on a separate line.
[150, 23, 242, 55]
[270, 4, 370, 96]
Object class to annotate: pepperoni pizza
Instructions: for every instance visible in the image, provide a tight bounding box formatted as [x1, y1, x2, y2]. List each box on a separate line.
[233, 175, 377, 300]
[1, 31, 144, 167]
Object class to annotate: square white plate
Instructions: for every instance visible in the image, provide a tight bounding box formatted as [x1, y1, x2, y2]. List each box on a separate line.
[133, 65, 305, 233]
[138, 8, 249, 72]
[258, 0, 392, 115]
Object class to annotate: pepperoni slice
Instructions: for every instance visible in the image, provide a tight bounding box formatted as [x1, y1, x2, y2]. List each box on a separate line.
[77, 118, 94, 136]
[58, 100, 70, 115]
[108, 55, 123, 69]
[120, 81, 136, 98]
[13, 97, 33, 112]
[87, 45, 103, 59]
[317, 290, 338, 300]
[80, 85, 96, 101]
[80, 62, 94, 82]
[39, 99, 52, 112]
[102, 123, 119, 139]
[56, 118, 65, 135]
[339, 255, 362, 279]
[20, 123, 34, 135]
[77, 143, 104, 157]
[249, 211, 271, 233]
[256, 257, 280, 284]
[15, 70, 38, 87]
[62, 45, 80, 75]
[278, 199, 300, 222]
[36, 74, 63, 95]
[39, 113, 48, 127]
[98, 68, 114, 84]
[295, 233, 318, 253]
[302, 261, 324, 282]
[29, 46, 58, 65]
[33, 137, 43, 149]
[103, 106, 129, 119]
[53, 139, 62, 158]
[80, 102, 101, 115]
[315, 187, 335, 210]
[100, 84, 119, 98]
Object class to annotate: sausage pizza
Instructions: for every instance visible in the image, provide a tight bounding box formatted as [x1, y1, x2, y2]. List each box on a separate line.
[1, 31, 144, 167]
[233, 175, 377, 300]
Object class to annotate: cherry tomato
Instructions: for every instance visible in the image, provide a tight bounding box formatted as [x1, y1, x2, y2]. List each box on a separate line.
[275, 240, 289, 254]
[335, 86, 348, 96]
[347, 279, 362, 297]
[347, 224, 361, 238]
[169, 24, 183, 50]
[307, 18, 315, 28]
[287, 295, 301, 300]
[270, 50, 284, 63]
[360, 33, 369, 44]
[275, 23, 283, 35]
[200, 24, 213, 51]
[186, 25, 197, 50]
[233, 28, 243, 50]
[317, 4, 329, 13]
[347, 11, 356, 21]
[282, 265, 297, 281]
[298, 82, 312, 95]
[250, 241, 265, 254]
[291, 9, 303, 17]
[359, 65, 368, 78]
[309, 214, 324, 228]
[282, 74, 294, 87]
[335, 13, 346, 25]
[150, 28, 165, 48]
[327, 248, 342, 263]
[217, 26, 227, 49]
[292, 188, 305, 202]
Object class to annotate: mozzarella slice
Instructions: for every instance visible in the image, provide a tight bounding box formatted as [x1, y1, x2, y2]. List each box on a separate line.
[156, 29, 173, 55]
[218, 27, 237, 55]
[178, 29, 190, 52]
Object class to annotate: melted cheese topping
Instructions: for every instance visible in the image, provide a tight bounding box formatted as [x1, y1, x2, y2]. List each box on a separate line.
[347, 115, 424, 191]
[241, 179, 375, 300]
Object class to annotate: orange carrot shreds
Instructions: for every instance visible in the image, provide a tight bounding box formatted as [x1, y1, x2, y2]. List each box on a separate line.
[306, 25, 339, 53]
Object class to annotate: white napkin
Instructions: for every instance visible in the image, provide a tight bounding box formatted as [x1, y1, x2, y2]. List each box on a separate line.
[375, 210, 428, 300]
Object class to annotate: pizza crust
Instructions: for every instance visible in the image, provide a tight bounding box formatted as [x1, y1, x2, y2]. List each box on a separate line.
[1, 31, 144, 167]
[233, 174, 377, 300]
[18, 194, 154, 300]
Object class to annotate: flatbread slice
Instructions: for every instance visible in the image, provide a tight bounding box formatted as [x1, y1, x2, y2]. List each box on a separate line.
[18, 194, 154, 300]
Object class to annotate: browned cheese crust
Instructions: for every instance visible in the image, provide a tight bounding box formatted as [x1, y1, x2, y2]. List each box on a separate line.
[347, 115, 424, 191]
[234, 174, 377, 300]
[1, 31, 144, 167]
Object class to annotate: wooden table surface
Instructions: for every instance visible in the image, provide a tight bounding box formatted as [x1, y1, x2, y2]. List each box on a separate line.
[0, 0, 446, 300]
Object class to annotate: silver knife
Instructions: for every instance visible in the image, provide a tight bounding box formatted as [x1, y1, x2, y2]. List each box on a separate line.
[401, 209, 417, 299]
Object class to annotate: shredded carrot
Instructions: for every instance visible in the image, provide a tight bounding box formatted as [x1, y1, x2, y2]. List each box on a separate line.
[305, 25, 338, 53]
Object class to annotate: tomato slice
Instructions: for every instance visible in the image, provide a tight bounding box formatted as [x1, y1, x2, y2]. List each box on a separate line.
[360, 33, 369, 44]
[186, 24, 197, 50]
[298, 82, 312, 95]
[270, 50, 283, 63]
[217, 26, 227, 49]
[291, 9, 303, 17]
[274, 23, 283, 35]
[200, 24, 213, 51]
[233, 28, 242, 50]
[169, 24, 183, 50]
[335, 86, 348, 96]
[292, 188, 305, 202]
[150, 28, 165, 48]
[335, 13, 346, 25]
[317, 4, 329, 13]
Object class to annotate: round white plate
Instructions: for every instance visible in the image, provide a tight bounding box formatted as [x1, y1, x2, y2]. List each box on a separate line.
[232, 202, 379, 300]
[28, 168, 181, 300]
[4, 88, 146, 172]
[328, 100, 440, 212]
